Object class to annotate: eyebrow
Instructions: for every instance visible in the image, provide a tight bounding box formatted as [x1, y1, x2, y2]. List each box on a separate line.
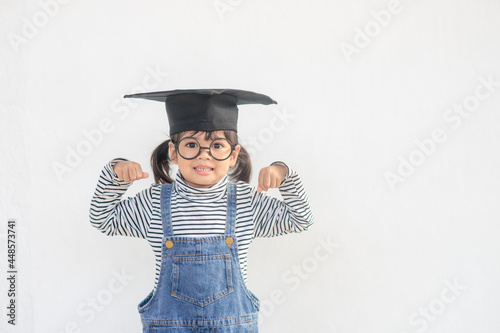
[191, 131, 226, 140]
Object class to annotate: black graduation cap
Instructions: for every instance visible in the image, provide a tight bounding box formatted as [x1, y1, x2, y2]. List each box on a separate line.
[124, 89, 277, 135]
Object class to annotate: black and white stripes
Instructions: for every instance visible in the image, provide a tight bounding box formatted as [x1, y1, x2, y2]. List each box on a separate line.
[89, 158, 314, 293]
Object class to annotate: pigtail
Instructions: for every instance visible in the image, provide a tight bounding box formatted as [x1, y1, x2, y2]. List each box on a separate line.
[151, 139, 174, 184]
[224, 130, 252, 184]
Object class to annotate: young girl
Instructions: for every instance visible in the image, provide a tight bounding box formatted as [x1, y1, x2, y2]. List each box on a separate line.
[89, 89, 314, 332]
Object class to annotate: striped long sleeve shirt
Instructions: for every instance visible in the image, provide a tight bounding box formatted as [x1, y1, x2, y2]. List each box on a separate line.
[89, 158, 314, 293]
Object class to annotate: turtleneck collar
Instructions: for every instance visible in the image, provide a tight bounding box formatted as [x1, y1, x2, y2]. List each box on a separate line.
[173, 170, 228, 203]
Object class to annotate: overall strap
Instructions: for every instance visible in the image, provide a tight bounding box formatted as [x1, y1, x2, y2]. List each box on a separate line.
[225, 182, 237, 235]
[160, 183, 174, 237]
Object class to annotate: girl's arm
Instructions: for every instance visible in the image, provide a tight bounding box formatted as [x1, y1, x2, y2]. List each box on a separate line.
[89, 158, 155, 239]
[250, 162, 314, 238]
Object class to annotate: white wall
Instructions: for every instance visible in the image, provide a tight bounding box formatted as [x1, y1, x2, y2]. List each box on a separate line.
[1, 0, 500, 332]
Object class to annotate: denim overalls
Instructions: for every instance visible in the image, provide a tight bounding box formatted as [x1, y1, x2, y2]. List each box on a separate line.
[137, 182, 260, 332]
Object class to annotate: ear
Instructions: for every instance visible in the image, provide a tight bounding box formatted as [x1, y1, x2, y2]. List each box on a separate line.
[228, 145, 241, 168]
[169, 142, 179, 165]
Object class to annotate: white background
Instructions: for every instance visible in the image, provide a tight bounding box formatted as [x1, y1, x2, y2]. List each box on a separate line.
[1, 0, 500, 332]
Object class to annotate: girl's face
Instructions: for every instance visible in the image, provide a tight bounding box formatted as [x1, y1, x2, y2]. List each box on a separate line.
[169, 131, 240, 188]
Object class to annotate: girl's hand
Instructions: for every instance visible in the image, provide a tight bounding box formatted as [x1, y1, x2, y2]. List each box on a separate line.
[256, 164, 288, 192]
[113, 161, 149, 182]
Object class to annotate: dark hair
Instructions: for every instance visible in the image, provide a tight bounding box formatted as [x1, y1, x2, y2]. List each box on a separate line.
[150, 130, 252, 184]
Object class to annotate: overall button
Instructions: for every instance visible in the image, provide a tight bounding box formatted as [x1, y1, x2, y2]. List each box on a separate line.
[165, 240, 174, 248]
[225, 237, 233, 245]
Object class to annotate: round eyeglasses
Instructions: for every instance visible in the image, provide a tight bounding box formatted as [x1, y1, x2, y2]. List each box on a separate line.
[172, 137, 236, 161]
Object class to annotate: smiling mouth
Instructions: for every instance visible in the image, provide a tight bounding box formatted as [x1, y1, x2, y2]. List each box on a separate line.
[194, 167, 214, 172]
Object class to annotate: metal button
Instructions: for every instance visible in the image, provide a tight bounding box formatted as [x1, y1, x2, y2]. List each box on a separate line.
[225, 237, 233, 245]
[165, 240, 174, 249]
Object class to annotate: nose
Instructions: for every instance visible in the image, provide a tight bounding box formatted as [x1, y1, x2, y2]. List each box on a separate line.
[197, 147, 212, 159]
